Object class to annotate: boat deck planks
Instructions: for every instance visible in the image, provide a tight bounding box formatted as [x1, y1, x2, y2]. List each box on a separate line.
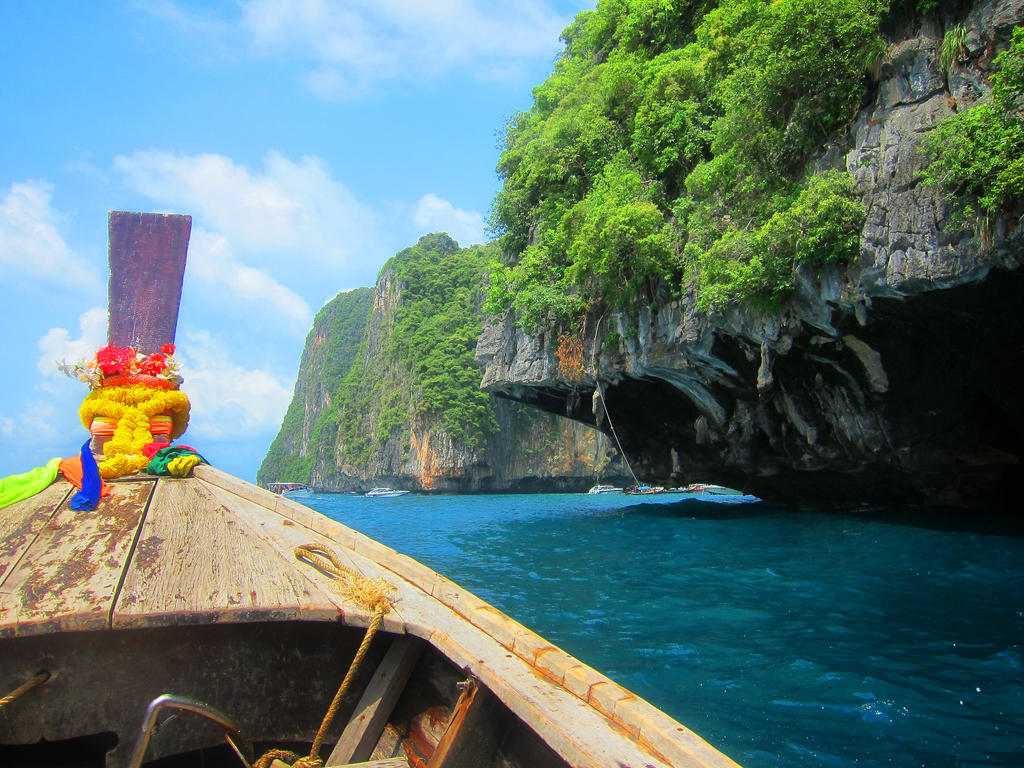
[113, 476, 347, 628]
[0, 467, 741, 768]
[0, 480, 153, 637]
[200, 481, 397, 629]
[0, 480, 73, 586]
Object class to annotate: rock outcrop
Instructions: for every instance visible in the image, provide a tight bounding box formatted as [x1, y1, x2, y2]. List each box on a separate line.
[260, 240, 630, 493]
[477, 3, 1024, 510]
[322, 397, 627, 493]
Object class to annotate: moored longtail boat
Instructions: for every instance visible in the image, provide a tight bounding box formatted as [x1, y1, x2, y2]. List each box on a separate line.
[0, 213, 740, 768]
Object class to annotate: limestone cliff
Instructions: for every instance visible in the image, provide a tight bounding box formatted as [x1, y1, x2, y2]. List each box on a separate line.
[259, 287, 374, 484]
[259, 235, 628, 492]
[477, 2, 1024, 510]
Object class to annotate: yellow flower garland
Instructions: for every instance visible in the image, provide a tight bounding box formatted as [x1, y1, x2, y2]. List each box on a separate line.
[79, 384, 191, 479]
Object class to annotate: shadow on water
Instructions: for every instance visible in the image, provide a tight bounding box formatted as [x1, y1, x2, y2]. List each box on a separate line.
[834, 504, 1024, 537]
[615, 496, 773, 520]
[620, 495, 1024, 536]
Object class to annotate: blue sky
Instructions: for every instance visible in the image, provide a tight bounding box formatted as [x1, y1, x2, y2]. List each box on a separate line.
[0, 0, 593, 481]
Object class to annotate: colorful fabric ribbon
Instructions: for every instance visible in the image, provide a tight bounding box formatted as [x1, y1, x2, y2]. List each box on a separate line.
[149, 414, 173, 436]
[59, 452, 112, 505]
[70, 440, 102, 510]
[0, 458, 60, 510]
[145, 445, 206, 477]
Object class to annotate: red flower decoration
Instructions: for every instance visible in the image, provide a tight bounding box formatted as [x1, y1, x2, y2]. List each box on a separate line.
[138, 353, 168, 375]
[95, 344, 136, 375]
[161, 343, 176, 356]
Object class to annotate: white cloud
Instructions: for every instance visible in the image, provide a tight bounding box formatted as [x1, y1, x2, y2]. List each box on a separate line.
[187, 228, 312, 326]
[136, 0, 237, 60]
[21, 401, 62, 444]
[0, 180, 99, 287]
[113, 149, 383, 326]
[412, 193, 486, 246]
[177, 329, 294, 439]
[238, 0, 572, 99]
[36, 307, 108, 379]
[0, 399, 62, 450]
[113, 150, 376, 261]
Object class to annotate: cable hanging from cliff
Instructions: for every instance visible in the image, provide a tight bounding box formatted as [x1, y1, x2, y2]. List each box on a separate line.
[589, 312, 640, 487]
[593, 377, 640, 487]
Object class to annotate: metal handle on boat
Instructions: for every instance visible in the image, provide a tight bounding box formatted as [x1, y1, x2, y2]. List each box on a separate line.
[126, 693, 255, 768]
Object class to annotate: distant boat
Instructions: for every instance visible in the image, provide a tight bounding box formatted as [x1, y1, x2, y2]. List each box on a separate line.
[702, 484, 743, 495]
[268, 482, 312, 497]
[666, 483, 744, 496]
[587, 484, 622, 494]
[623, 484, 665, 495]
[365, 487, 410, 497]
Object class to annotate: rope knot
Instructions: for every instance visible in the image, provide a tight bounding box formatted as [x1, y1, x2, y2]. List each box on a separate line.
[293, 544, 396, 614]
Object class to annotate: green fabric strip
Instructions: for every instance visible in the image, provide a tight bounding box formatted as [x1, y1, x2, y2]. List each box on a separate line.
[0, 457, 61, 509]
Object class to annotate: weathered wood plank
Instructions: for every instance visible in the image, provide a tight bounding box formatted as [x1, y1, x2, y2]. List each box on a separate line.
[107, 210, 190, 353]
[198, 480, 412, 634]
[0, 481, 153, 638]
[327, 635, 424, 766]
[426, 680, 508, 768]
[112, 477, 342, 628]
[0, 480, 72, 589]
[196, 481, 362, 615]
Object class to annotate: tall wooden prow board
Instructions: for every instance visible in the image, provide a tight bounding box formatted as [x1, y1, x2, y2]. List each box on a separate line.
[107, 211, 191, 353]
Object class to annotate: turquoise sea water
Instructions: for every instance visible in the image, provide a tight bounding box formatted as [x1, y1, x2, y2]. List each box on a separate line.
[304, 492, 1024, 768]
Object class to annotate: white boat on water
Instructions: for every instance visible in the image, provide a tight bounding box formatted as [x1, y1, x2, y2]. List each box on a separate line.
[587, 484, 622, 494]
[703, 484, 743, 495]
[268, 482, 312, 497]
[365, 487, 410, 497]
[668, 483, 744, 495]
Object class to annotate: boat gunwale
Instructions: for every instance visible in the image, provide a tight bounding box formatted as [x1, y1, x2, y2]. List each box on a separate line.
[190, 465, 741, 768]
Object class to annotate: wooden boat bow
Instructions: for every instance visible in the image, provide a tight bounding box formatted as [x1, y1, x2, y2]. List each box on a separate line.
[1, 466, 740, 767]
[0, 212, 740, 768]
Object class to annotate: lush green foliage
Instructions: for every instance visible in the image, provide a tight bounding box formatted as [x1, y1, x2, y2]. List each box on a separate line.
[330, 235, 499, 471]
[257, 287, 373, 484]
[261, 236, 501, 482]
[940, 25, 969, 75]
[489, 0, 884, 328]
[685, 170, 865, 309]
[923, 26, 1024, 224]
[386, 234, 498, 447]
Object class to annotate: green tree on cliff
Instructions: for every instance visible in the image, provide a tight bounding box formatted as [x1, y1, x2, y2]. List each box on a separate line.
[487, 0, 881, 329]
[922, 25, 1024, 227]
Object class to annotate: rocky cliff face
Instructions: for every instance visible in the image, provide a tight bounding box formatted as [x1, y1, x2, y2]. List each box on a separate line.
[261, 240, 629, 493]
[477, 2, 1024, 510]
[258, 287, 375, 484]
[322, 397, 626, 493]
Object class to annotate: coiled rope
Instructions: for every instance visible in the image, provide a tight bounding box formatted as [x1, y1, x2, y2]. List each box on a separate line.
[253, 545, 395, 768]
[0, 670, 50, 712]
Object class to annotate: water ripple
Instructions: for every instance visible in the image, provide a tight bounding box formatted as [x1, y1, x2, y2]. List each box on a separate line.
[308, 493, 1024, 768]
